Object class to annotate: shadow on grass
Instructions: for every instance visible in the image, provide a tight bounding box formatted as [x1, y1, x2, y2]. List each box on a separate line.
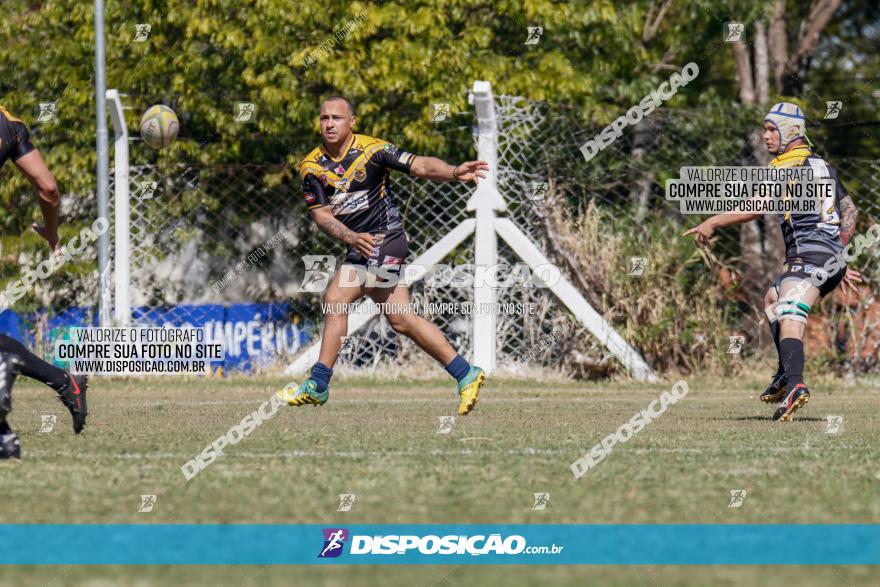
[710, 416, 827, 422]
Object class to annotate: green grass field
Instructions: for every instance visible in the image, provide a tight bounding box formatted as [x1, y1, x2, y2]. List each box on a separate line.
[1, 371, 879, 585]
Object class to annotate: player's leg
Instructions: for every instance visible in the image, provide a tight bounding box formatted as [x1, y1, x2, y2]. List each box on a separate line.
[772, 278, 821, 421]
[367, 282, 485, 415]
[0, 334, 68, 390]
[316, 264, 369, 368]
[368, 283, 455, 364]
[0, 334, 88, 433]
[0, 352, 23, 459]
[278, 264, 368, 406]
[760, 283, 788, 403]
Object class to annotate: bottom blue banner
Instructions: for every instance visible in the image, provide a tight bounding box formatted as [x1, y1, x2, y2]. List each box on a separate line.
[1, 524, 879, 565]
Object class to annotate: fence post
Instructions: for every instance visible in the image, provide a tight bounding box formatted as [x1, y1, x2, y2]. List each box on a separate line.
[468, 81, 507, 374]
[106, 90, 130, 326]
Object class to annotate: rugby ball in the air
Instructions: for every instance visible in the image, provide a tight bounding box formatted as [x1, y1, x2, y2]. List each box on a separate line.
[140, 104, 179, 149]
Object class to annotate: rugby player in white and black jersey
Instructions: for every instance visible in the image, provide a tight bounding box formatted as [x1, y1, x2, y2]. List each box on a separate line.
[683, 102, 861, 421]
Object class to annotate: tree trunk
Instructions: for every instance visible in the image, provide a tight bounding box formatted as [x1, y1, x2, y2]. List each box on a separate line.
[754, 22, 770, 105]
[781, 0, 843, 96]
[768, 0, 788, 94]
[629, 123, 654, 222]
[733, 19, 779, 343]
[731, 40, 755, 104]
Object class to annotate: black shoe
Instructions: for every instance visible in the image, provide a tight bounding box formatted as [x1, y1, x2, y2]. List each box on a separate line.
[760, 372, 788, 404]
[772, 384, 810, 422]
[58, 373, 88, 434]
[0, 430, 21, 459]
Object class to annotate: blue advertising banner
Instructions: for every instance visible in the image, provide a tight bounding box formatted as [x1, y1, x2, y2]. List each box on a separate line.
[1, 524, 879, 565]
[0, 303, 315, 374]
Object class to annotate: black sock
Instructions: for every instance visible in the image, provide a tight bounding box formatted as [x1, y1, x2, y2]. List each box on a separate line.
[0, 335, 69, 392]
[770, 322, 784, 377]
[779, 338, 805, 391]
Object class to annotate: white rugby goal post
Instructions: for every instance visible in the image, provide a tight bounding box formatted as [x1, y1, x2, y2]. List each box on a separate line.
[105, 89, 131, 328]
[283, 81, 655, 381]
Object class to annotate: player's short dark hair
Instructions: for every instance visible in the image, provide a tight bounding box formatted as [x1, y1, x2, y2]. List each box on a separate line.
[322, 95, 355, 117]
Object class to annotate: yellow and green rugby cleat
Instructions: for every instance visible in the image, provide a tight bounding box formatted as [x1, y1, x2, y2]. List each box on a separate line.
[456, 366, 485, 415]
[276, 379, 329, 407]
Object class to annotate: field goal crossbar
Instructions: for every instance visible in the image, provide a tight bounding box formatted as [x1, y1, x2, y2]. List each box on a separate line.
[282, 81, 655, 380]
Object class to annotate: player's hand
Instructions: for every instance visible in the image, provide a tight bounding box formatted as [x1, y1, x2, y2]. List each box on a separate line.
[841, 267, 863, 295]
[32, 223, 59, 253]
[682, 221, 715, 247]
[351, 232, 376, 259]
[453, 160, 490, 184]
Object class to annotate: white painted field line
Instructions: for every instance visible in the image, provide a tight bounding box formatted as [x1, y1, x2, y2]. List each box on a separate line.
[23, 445, 855, 461]
[103, 396, 753, 407]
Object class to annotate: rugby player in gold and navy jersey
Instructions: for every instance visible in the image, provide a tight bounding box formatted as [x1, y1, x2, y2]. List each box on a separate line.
[277, 96, 489, 415]
[684, 102, 861, 422]
[0, 105, 88, 458]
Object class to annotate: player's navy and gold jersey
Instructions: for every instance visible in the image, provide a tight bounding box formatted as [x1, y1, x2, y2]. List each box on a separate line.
[0, 105, 35, 169]
[299, 134, 415, 234]
[770, 146, 849, 260]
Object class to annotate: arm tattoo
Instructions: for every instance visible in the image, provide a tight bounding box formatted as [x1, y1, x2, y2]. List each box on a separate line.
[838, 195, 858, 246]
[315, 214, 357, 244]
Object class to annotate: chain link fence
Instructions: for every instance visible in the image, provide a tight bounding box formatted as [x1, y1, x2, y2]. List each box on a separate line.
[109, 95, 622, 375]
[109, 94, 880, 375]
[4, 95, 879, 376]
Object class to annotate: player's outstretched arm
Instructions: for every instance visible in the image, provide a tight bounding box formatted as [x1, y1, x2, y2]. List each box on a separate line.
[409, 156, 489, 184]
[14, 150, 60, 251]
[310, 206, 376, 258]
[682, 213, 761, 247]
